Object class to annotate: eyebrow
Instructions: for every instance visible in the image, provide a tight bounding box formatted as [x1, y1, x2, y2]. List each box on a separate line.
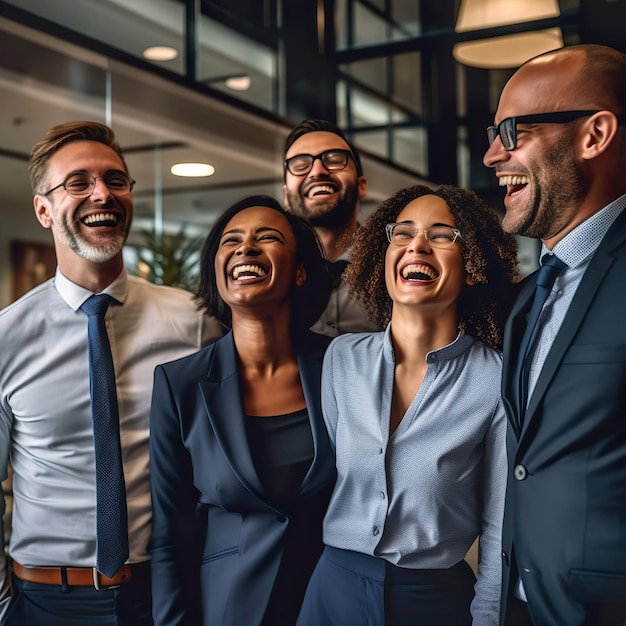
[221, 226, 286, 238]
[396, 220, 457, 228]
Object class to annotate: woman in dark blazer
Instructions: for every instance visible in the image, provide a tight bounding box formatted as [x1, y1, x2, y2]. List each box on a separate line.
[149, 195, 335, 626]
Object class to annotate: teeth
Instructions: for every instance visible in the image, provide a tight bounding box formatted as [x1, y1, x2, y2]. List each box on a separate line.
[401, 264, 438, 280]
[82, 212, 118, 224]
[232, 264, 267, 280]
[498, 175, 529, 187]
[306, 185, 335, 198]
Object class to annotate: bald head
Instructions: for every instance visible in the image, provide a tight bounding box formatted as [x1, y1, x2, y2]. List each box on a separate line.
[509, 44, 626, 116]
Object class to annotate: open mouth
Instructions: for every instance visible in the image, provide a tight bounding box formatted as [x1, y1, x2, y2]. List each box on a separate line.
[230, 263, 268, 281]
[401, 263, 438, 281]
[498, 174, 529, 196]
[81, 212, 121, 227]
[305, 183, 338, 198]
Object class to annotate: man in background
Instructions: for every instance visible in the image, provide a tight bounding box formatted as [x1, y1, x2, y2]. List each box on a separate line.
[484, 44, 626, 625]
[0, 121, 221, 625]
[283, 119, 380, 336]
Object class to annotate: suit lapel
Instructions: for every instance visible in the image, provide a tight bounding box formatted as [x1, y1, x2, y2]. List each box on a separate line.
[297, 342, 332, 497]
[521, 210, 626, 439]
[198, 332, 266, 499]
[503, 278, 535, 437]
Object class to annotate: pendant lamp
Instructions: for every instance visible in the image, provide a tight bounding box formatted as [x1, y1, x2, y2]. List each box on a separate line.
[453, 0, 564, 69]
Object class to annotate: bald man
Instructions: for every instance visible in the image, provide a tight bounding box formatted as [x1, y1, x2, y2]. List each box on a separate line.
[484, 44, 626, 625]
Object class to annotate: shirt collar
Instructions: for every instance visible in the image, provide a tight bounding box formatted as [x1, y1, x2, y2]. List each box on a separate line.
[544, 192, 626, 269]
[55, 267, 129, 311]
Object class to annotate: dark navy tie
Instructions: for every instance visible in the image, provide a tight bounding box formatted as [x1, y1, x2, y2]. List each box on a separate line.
[513, 254, 566, 423]
[80, 294, 128, 578]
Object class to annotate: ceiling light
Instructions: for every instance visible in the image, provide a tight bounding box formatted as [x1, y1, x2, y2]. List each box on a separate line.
[171, 163, 215, 178]
[225, 75, 251, 91]
[143, 46, 179, 61]
[453, 0, 563, 69]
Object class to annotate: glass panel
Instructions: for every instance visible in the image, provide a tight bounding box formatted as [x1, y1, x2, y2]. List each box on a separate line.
[352, 129, 388, 160]
[3, 0, 186, 75]
[341, 59, 388, 94]
[352, 3, 388, 47]
[393, 126, 428, 175]
[198, 14, 276, 111]
[391, 0, 421, 38]
[393, 52, 422, 116]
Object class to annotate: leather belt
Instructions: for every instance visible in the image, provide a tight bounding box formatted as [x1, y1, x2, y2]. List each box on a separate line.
[13, 561, 132, 590]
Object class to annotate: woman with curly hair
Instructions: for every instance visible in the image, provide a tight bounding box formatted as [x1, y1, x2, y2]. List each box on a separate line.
[297, 184, 518, 625]
[149, 196, 336, 625]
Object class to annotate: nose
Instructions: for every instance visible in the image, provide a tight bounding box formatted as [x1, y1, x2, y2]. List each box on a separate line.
[236, 239, 261, 256]
[90, 176, 114, 202]
[483, 136, 509, 168]
[407, 229, 431, 253]
[309, 155, 330, 176]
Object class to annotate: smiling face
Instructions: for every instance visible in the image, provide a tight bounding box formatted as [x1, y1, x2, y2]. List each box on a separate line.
[34, 140, 133, 268]
[283, 131, 367, 229]
[214, 205, 301, 314]
[483, 52, 590, 241]
[385, 195, 466, 313]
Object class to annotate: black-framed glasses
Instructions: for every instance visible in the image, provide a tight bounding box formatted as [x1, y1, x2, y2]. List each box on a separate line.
[385, 223, 462, 248]
[487, 110, 604, 151]
[43, 171, 135, 198]
[284, 149, 354, 176]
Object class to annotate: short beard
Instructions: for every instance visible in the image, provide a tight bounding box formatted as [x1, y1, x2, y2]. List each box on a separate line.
[285, 187, 357, 231]
[56, 213, 129, 263]
[522, 132, 587, 240]
[306, 197, 356, 229]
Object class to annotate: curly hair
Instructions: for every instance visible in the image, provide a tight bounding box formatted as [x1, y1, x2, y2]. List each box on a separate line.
[197, 195, 331, 339]
[345, 184, 519, 351]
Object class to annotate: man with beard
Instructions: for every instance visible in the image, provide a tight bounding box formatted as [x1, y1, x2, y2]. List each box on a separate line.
[0, 121, 221, 625]
[484, 45, 626, 626]
[283, 119, 381, 336]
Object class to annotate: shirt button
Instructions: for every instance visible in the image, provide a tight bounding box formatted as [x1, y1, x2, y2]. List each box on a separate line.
[514, 465, 528, 480]
[379, 448, 383, 454]
[379, 492, 386, 500]
[373, 527, 380, 536]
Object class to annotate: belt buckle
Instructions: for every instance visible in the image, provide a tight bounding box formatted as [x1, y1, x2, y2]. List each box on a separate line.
[92, 567, 121, 590]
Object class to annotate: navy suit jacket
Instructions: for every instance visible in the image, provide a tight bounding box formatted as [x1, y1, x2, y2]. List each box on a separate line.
[149, 330, 335, 626]
[500, 208, 626, 625]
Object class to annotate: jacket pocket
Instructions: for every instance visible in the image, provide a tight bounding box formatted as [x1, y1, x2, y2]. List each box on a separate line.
[570, 569, 626, 601]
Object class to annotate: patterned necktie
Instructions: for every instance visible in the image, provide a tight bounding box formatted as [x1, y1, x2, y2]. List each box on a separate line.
[80, 294, 129, 577]
[513, 254, 566, 423]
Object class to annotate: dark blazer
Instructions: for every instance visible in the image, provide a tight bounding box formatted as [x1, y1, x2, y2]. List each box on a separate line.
[149, 330, 335, 626]
[500, 208, 626, 625]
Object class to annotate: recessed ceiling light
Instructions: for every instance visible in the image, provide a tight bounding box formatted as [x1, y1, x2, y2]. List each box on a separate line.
[143, 46, 178, 61]
[171, 163, 215, 177]
[225, 75, 251, 91]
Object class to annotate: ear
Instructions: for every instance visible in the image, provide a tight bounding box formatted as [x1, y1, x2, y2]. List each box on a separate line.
[580, 111, 620, 160]
[33, 194, 53, 229]
[295, 264, 306, 286]
[357, 175, 368, 200]
[282, 183, 289, 209]
[465, 274, 476, 286]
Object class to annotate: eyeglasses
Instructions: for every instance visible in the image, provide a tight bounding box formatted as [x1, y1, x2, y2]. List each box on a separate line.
[284, 149, 354, 176]
[385, 223, 462, 248]
[44, 171, 135, 198]
[487, 110, 603, 151]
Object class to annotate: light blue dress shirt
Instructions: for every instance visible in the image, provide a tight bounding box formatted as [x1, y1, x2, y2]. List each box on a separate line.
[321, 327, 506, 625]
[0, 268, 221, 618]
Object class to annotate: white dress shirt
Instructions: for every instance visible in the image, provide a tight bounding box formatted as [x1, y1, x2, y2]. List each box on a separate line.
[0, 268, 221, 616]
